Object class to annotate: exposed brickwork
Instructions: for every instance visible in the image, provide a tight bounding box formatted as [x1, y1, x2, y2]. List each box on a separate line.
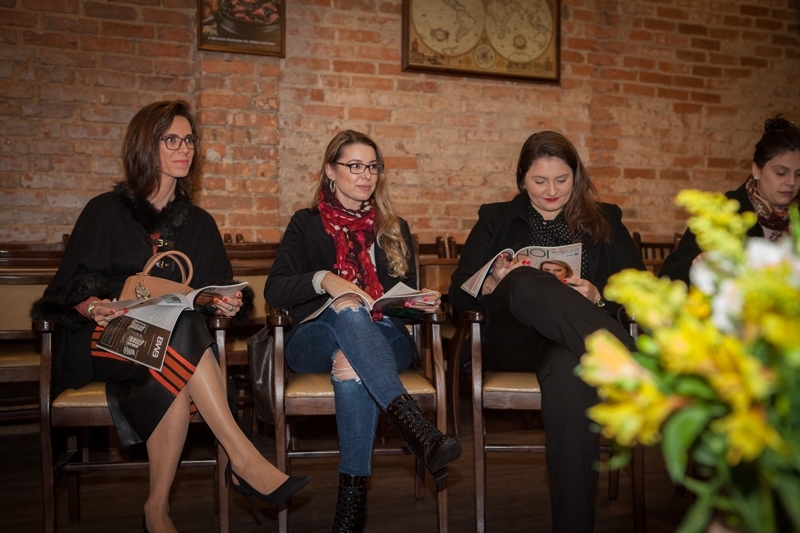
[1, 0, 798, 245]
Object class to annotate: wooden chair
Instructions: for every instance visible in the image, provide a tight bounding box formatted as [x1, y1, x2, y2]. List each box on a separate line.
[0, 270, 54, 424]
[632, 232, 676, 276]
[266, 238, 451, 532]
[445, 236, 463, 259]
[418, 236, 448, 259]
[35, 316, 233, 533]
[463, 310, 646, 533]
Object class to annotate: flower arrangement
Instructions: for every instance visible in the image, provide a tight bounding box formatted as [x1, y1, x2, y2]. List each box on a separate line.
[577, 190, 800, 533]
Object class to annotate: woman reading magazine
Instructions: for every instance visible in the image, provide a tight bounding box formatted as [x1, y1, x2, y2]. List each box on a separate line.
[31, 100, 309, 533]
[265, 130, 462, 533]
[449, 131, 644, 533]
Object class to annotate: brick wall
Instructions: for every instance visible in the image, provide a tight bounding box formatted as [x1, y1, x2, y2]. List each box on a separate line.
[1, 0, 798, 244]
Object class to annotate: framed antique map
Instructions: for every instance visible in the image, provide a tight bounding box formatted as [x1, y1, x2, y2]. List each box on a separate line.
[197, 0, 285, 57]
[401, 0, 560, 83]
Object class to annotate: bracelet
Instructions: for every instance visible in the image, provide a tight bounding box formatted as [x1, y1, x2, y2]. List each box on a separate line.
[86, 300, 99, 319]
[595, 297, 606, 308]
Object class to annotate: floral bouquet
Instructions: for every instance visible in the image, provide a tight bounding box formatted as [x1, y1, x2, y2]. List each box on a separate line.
[577, 190, 800, 533]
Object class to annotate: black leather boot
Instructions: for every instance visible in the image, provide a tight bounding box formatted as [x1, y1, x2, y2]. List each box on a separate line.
[386, 394, 462, 482]
[331, 474, 368, 533]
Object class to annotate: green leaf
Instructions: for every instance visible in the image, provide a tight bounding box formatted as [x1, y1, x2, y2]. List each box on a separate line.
[673, 375, 718, 401]
[676, 498, 713, 533]
[775, 474, 800, 530]
[662, 406, 711, 482]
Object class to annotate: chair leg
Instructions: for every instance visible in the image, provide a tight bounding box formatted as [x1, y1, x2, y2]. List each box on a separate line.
[473, 415, 486, 533]
[415, 458, 425, 500]
[447, 317, 465, 437]
[275, 412, 289, 533]
[632, 444, 646, 533]
[436, 478, 449, 533]
[217, 444, 230, 533]
[608, 466, 620, 500]
[66, 433, 81, 521]
[41, 424, 56, 533]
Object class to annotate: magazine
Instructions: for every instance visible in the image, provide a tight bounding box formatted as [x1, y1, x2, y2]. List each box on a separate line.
[460, 243, 582, 298]
[301, 281, 439, 324]
[96, 282, 249, 371]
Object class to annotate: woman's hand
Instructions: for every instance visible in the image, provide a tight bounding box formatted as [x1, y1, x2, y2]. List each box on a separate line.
[563, 277, 602, 304]
[88, 299, 127, 327]
[214, 292, 243, 318]
[404, 289, 441, 313]
[320, 272, 375, 307]
[482, 252, 523, 294]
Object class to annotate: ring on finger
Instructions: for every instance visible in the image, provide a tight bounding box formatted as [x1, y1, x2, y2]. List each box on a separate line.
[104, 316, 110, 323]
[229, 304, 235, 312]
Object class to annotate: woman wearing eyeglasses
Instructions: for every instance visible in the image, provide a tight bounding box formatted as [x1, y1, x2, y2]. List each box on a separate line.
[32, 100, 309, 533]
[265, 130, 462, 533]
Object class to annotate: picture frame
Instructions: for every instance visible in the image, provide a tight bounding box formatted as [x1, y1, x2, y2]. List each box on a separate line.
[197, 0, 285, 57]
[401, 0, 560, 84]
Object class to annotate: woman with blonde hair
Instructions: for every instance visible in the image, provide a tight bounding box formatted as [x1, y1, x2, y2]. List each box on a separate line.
[265, 130, 462, 533]
[539, 259, 573, 281]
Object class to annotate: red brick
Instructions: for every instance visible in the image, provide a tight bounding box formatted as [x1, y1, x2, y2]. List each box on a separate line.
[624, 168, 656, 179]
[628, 29, 653, 41]
[623, 83, 656, 97]
[708, 157, 737, 168]
[673, 75, 704, 88]
[139, 41, 191, 58]
[23, 0, 78, 12]
[708, 106, 738, 116]
[660, 169, 690, 180]
[81, 35, 135, 53]
[100, 21, 153, 39]
[692, 65, 722, 77]
[397, 79, 437, 93]
[709, 53, 737, 65]
[657, 6, 689, 20]
[298, 104, 345, 119]
[644, 18, 675, 32]
[0, 9, 37, 26]
[640, 72, 672, 85]
[338, 29, 382, 44]
[709, 28, 738, 40]
[678, 23, 708, 35]
[348, 108, 391, 122]
[332, 60, 375, 75]
[672, 103, 703, 114]
[755, 45, 784, 58]
[739, 5, 769, 17]
[141, 8, 191, 26]
[723, 67, 752, 78]
[23, 31, 79, 48]
[773, 34, 799, 47]
[676, 50, 706, 62]
[690, 91, 721, 104]
[723, 15, 751, 27]
[691, 37, 721, 51]
[84, 1, 136, 20]
[740, 56, 768, 68]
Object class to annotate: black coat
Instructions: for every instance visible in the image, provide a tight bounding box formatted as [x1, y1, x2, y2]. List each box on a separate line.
[660, 182, 763, 285]
[31, 185, 253, 394]
[264, 207, 417, 346]
[449, 193, 645, 318]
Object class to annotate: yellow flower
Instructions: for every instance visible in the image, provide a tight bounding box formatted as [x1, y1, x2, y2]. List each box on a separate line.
[711, 407, 784, 465]
[579, 330, 652, 387]
[603, 270, 688, 331]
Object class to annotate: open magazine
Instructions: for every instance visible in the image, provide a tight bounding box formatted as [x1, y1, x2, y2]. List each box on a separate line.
[96, 282, 249, 371]
[301, 282, 438, 324]
[460, 243, 582, 298]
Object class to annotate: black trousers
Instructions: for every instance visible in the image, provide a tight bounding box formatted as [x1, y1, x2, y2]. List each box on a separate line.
[484, 267, 636, 533]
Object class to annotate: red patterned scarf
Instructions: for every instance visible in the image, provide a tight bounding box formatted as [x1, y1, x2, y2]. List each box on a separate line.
[745, 175, 797, 242]
[317, 188, 383, 301]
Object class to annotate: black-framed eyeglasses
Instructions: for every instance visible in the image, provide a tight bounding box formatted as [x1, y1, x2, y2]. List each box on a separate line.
[334, 162, 384, 175]
[160, 135, 200, 151]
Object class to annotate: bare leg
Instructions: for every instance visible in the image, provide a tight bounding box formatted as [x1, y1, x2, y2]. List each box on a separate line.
[185, 348, 288, 494]
[143, 387, 191, 533]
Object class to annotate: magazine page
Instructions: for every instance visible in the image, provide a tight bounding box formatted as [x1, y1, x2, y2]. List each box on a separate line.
[460, 249, 514, 298]
[96, 282, 249, 371]
[460, 244, 583, 298]
[300, 282, 438, 324]
[512, 243, 582, 280]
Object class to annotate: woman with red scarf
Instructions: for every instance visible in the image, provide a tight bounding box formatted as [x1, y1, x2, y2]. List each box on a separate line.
[265, 130, 462, 533]
[662, 116, 800, 284]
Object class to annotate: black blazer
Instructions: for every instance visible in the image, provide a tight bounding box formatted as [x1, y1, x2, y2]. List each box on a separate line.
[660, 182, 763, 285]
[449, 193, 645, 318]
[265, 208, 417, 345]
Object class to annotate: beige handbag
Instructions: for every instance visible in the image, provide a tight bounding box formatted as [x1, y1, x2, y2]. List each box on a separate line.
[119, 250, 194, 301]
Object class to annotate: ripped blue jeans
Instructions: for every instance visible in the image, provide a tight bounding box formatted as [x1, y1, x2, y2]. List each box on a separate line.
[285, 305, 414, 476]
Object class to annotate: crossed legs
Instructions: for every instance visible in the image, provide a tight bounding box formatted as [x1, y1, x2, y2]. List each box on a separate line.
[144, 349, 289, 533]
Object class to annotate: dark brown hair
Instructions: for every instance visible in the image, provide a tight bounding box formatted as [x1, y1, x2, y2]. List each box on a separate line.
[121, 100, 200, 200]
[753, 115, 800, 169]
[515, 131, 610, 242]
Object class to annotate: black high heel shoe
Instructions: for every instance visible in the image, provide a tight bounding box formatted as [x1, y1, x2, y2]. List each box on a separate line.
[226, 462, 311, 523]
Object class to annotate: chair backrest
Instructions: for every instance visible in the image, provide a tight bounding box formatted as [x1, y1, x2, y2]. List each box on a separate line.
[632, 232, 676, 275]
[417, 236, 447, 259]
[446, 237, 463, 259]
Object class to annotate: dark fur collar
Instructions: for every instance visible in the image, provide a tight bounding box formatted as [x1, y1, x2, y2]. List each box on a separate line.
[114, 184, 191, 240]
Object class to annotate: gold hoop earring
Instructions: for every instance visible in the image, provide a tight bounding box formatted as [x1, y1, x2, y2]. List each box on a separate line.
[329, 180, 336, 193]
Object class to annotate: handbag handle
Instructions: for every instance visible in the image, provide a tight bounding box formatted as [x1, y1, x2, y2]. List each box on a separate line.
[141, 250, 194, 286]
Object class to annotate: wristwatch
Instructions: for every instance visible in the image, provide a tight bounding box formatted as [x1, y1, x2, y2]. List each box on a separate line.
[86, 300, 99, 319]
[595, 297, 606, 308]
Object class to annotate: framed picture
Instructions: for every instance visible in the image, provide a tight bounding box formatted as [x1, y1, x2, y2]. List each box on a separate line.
[402, 0, 560, 83]
[197, 0, 285, 57]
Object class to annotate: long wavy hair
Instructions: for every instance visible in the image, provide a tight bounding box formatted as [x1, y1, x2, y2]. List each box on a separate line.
[515, 131, 611, 242]
[121, 100, 200, 200]
[312, 130, 410, 278]
[753, 115, 800, 169]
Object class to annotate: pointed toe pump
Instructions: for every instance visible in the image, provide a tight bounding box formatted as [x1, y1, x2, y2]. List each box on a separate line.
[227, 463, 311, 523]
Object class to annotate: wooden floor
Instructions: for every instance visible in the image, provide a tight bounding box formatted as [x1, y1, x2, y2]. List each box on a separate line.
[1, 397, 692, 533]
